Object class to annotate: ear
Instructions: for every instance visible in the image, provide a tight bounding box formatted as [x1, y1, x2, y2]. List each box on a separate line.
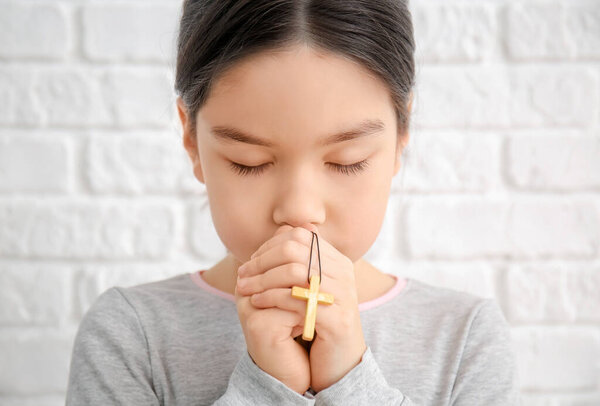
[177, 97, 205, 184]
[393, 92, 413, 176]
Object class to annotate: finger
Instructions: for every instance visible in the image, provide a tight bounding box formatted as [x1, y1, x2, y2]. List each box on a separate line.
[242, 229, 334, 278]
[237, 285, 302, 328]
[249, 307, 304, 341]
[311, 271, 356, 308]
[291, 325, 305, 339]
[250, 288, 307, 315]
[250, 225, 294, 260]
[235, 291, 254, 320]
[250, 224, 318, 261]
[312, 299, 361, 340]
[237, 262, 309, 296]
[241, 238, 309, 278]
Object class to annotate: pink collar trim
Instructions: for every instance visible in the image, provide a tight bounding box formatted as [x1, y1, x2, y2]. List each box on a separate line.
[189, 270, 408, 312]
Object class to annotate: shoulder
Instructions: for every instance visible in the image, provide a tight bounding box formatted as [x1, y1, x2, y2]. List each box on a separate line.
[77, 273, 193, 336]
[402, 278, 503, 326]
[106, 273, 201, 314]
[397, 278, 514, 355]
[408, 279, 516, 366]
[409, 279, 519, 397]
[405, 284, 522, 403]
[76, 286, 143, 344]
[116, 272, 197, 299]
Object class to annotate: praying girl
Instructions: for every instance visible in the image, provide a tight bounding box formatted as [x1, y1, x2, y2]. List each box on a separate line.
[66, 0, 520, 404]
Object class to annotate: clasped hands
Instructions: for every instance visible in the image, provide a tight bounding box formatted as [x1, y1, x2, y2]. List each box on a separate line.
[235, 223, 367, 393]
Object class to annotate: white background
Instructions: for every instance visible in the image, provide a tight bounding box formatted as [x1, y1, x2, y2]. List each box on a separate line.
[0, 0, 599, 404]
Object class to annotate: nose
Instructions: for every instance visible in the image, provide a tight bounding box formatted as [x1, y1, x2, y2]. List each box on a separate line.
[273, 167, 325, 230]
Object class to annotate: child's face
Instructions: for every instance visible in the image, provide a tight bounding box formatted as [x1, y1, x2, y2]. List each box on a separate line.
[179, 44, 409, 265]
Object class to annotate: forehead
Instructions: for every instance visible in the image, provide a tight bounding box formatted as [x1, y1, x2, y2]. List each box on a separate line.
[197, 44, 395, 147]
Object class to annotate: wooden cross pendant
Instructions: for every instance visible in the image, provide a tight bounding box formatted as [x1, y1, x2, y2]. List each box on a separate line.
[291, 274, 334, 341]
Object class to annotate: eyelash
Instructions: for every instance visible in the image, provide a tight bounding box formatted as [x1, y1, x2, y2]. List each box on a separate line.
[228, 159, 370, 177]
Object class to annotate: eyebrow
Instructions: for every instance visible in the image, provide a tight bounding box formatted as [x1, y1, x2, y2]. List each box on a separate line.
[210, 119, 385, 147]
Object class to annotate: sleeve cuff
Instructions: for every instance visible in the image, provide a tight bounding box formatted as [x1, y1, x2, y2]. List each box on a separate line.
[223, 349, 316, 405]
[314, 346, 409, 405]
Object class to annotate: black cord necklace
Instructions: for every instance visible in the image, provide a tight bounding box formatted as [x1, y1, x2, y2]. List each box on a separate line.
[307, 231, 322, 286]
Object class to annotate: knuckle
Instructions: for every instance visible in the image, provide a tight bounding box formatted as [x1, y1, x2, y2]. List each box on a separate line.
[254, 276, 264, 293]
[236, 298, 252, 318]
[252, 254, 262, 274]
[252, 290, 265, 304]
[339, 308, 355, 331]
[292, 263, 307, 282]
[246, 313, 265, 335]
[282, 240, 298, 258]
[338, 317, 351, 332]
[291, 227, 306, 242]
[276, 224, 293, 235]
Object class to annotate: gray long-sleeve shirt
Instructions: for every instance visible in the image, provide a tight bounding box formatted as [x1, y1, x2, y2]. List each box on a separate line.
[65, 271, 520, 405]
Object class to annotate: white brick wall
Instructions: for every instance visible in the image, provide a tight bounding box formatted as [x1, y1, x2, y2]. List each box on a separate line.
[0, 0, 598, 404]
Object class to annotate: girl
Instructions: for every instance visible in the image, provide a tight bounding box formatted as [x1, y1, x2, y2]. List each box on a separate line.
[66, 0, 519, 404]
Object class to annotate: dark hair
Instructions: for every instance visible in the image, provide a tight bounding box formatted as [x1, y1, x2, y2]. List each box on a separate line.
[175, 0, 415, 144]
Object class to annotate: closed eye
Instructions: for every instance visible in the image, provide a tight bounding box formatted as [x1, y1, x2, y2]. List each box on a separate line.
[228, 159, 370, 177]
[327, 159, 370, 175]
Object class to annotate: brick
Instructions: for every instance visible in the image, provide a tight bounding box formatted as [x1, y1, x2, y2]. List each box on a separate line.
[518, 395, 556, 406]
[504, 3, 573, 60]
[85, 132, 191, 194]
[0, 66, 113, 127]
[102, 68, 175, 127]
[508, 200, 599, 258]
[0, 201, 175, 259]
[0, 396, 64, 406]
[411, 3, 496, 62]
[506, 265, 600, 323]
[509, 67, 597, 127]
[506, 133, 600, 190]
[0, 4, 69, 59]
[0, 263, 70, 326]
[396, 131, 499, 193]
[0, 134, 70, 193]
[521, 393, 600, 406]
[505, 3, 600, 60]
[0, 68, 44, 126]
[0, 329, 73, 394]
[512, 326, 600, 391]
[34, 67, 113, 127]
[413, 66, 511, 129]
[2, 66, 174, 128]
[397, 262, 498, 300]
[406, 198, 509, 259]
[566, 3, 600, 59]
[405, 199, 600, 259]
[82, 4, 179, 62]
[405, 66, 598, 129]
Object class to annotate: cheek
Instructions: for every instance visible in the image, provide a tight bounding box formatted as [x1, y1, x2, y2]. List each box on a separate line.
[205, 181, 268, 259]
[199, 150, 269, 256]
[331, 170, 392, 262]
[338, 192, 389, 261]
